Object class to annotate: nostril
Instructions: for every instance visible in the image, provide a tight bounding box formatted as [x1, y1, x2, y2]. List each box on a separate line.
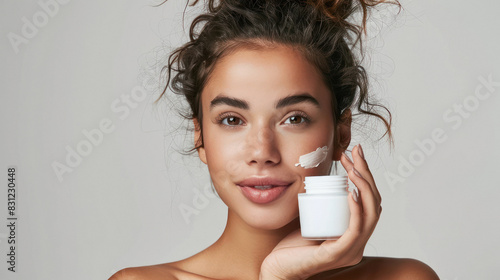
[266, 159, 277, 165]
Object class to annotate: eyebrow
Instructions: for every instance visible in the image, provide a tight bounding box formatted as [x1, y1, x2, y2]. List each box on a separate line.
[210, 95, 249, 110]
[275, 93, 320, 109]
[209, 93, 320, 110]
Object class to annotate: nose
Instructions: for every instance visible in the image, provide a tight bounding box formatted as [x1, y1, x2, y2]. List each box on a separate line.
[245, 126, 281, 167]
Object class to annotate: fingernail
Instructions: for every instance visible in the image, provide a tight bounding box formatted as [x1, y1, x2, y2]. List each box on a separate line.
[349, 186, 359, 202]
[343, 152, 353, 164]
[352, 167, 363, 178]
[358, 144, 365, 159]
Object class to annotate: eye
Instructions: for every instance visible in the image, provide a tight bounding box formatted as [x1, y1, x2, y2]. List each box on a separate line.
[284, 113, 310, 125]
[286, 116, 304, 124]
[223, 116, 242, 126]
[217, 114, 244, 126]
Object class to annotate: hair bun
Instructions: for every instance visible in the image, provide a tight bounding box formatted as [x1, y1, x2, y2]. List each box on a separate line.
[303, 0, 400, 44]
[305, 0, 354, 21]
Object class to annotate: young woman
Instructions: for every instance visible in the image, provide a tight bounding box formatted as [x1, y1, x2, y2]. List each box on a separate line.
[111, 0, 439, 279]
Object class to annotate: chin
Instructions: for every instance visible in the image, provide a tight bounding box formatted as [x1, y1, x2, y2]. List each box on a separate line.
[242, 211, 298, 230]
[233, 198, 300, 230]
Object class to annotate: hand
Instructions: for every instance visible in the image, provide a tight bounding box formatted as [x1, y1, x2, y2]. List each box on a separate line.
[260, 144, 382, 280]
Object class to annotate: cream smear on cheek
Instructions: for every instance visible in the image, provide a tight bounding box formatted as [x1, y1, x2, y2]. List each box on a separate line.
[295, 146, 329, 169]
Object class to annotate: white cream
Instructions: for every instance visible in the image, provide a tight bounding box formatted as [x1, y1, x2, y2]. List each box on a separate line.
[295, 146, 329, 169]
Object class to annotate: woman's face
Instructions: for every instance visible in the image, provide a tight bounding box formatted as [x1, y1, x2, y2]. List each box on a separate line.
[198, 45, 337, 230]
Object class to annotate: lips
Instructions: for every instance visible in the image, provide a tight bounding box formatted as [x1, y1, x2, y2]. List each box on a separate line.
[236, 177, 293, 204]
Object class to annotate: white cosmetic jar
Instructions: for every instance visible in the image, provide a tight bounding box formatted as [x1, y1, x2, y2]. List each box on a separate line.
[298, 175, 350, 240]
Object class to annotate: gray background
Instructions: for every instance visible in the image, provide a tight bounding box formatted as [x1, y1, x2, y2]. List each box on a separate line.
[1, 0, 499, 279]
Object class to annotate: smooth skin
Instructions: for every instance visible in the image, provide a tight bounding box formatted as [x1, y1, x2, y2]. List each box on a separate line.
[110, 45, 439, 280]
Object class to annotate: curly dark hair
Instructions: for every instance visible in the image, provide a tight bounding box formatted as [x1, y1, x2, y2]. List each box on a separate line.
[158, 0, 399, 152]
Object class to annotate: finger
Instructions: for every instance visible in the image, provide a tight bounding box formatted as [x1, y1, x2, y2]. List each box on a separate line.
[347, 164, 380, 230]
[352, 144, 381, 204]
[340, 152, 367, 206]
[340, 153, 380, 231]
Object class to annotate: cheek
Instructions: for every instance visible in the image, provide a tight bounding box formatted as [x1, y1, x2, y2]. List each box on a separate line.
[203, 130, 246, 180]
[202, 132, 249, 204]
[282, 127, 335, 175]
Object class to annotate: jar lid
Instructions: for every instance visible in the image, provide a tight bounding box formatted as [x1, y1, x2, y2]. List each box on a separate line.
[304, 175, 348, 189]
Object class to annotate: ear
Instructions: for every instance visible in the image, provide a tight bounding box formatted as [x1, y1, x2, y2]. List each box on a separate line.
[193, 119, 207, 164]
[332, 108, 352, 161]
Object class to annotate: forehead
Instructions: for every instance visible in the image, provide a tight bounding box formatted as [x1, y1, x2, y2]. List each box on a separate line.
[202, 45, 331, 105]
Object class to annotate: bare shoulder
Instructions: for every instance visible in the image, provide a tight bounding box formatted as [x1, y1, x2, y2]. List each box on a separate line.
[108, 261, 214, 280]
[108, 263, 179, 280]
[362, 257, 439, 280]
[310, 257, 439, 280]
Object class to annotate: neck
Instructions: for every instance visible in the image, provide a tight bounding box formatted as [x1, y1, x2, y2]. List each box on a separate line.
[208, 209, 300, 279]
